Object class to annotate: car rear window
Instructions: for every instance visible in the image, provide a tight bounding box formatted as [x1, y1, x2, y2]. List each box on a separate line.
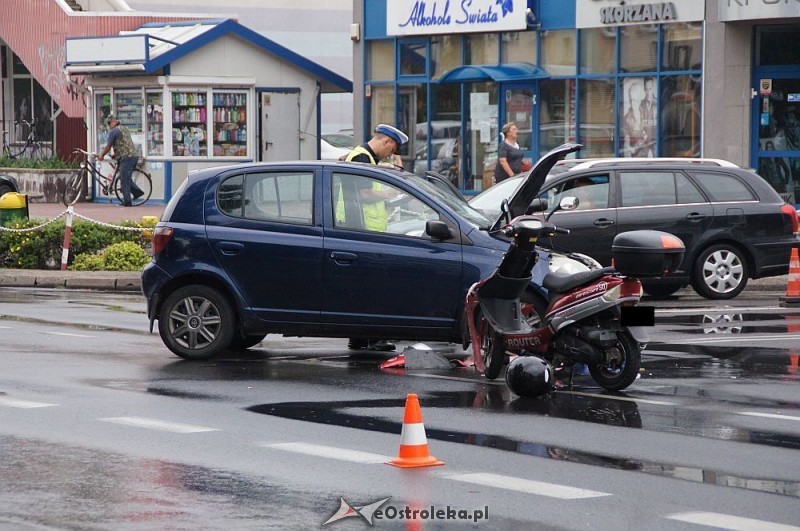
[218, 172, 315, 225]
[619, 171, 708, 207]
[690, 172, 756, 202]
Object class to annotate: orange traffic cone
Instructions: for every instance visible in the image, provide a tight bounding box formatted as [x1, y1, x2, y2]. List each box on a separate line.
[387, 394, 445, 468]
[780, 248, 800, 307]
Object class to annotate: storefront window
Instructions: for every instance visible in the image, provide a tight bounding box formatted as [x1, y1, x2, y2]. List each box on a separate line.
[501, 31, 537, 64]
[619, 77, 657, 157]
[465, 82, 498, 193]
[661, 75, 701, 157]
[662, 22, 702, 71]
[465, 34, 499, 65]
[541, 30, 576, 76]
[95, 92, 112, 149]
[580, 28, 616, 75]
[12, 78, 32, 141]
[579, 79, 615, 157]
[368, 41, 395, 81]
[115, 91, 143, 155]
[213, 91, 247, 157]
[145, 92, 164, 157]
[369, 85, 395, 139]
[757, 26, 800, 66]
[431, 35, 462, 80]
[540, 79, 576, 154]
[398, 84, 427, 172]
[430, 83, 461, 187]
[400, 42, 426, 76]
[620, 25, 658, 73]
[172, 91, 207, 157]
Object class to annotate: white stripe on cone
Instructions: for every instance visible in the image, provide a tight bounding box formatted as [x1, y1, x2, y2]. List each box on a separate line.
[399, 422, 428, 446]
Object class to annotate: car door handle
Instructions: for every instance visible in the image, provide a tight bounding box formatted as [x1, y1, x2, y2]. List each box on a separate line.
[330, 251, 358, 264]
[216, 241, 244, 255]
[685, 212, 707, 221]
[593, 219, 615, 228]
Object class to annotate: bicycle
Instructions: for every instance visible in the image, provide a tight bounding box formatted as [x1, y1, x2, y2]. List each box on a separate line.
[62, 148, 153, 206]
[2, 119, 48, 160]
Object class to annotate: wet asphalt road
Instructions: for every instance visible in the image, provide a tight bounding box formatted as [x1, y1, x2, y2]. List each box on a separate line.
[1, 287, 799, 530]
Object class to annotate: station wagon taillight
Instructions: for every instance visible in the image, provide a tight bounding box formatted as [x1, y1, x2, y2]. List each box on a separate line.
[151, 226, 174, 256]
[781, 204, 799, 234]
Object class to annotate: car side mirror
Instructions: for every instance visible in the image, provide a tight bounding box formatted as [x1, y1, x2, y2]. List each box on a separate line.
[425, 220, 452, 240]
[526, 198, 548, 214]
[560, 196, 578, 211]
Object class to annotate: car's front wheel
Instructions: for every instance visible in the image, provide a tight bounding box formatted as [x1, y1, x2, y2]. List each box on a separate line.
[691, 244, 749, 299]
[158, 285, 236, 360]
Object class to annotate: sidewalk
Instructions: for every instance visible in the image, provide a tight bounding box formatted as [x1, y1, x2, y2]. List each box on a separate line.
[27, 201, 166, 225]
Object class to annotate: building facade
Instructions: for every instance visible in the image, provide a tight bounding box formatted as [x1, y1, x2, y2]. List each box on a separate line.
[352, 0, 800, 206]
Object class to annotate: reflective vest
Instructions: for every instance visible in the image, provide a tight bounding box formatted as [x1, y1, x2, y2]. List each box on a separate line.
[338, 146, 388, 231]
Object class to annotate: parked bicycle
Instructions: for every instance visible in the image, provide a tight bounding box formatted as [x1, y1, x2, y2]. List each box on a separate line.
[62, 148, 152, 206]
[2, 119, 49, 160]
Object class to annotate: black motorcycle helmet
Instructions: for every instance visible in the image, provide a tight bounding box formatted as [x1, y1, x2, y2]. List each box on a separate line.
[505, 356, 555, 398]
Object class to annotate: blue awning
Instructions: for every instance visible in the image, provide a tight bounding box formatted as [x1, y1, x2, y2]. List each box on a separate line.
[436, 62, 548, 84]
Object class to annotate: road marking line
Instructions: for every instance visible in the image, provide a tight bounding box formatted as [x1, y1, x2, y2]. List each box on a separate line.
[556, 390, 677, 406]
[43, 332, 94, 338]
[262, 442, 390, 464]
[99, 417, 218, 433]
[446, 472, 611, 499]
[666, 511, 800, 530]
[0, 397, 58, 408]
[654, 306, 785, 314]
[738, 411, 800, 422]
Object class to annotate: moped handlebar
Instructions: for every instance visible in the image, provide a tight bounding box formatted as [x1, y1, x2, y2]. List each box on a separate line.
[554, 227, 570, 235]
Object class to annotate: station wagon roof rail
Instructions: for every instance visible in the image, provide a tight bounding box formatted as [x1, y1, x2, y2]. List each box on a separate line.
[566, 158, 739, 172]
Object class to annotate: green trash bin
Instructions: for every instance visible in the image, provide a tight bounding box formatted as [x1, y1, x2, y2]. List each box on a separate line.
[0, 192, 29, 225]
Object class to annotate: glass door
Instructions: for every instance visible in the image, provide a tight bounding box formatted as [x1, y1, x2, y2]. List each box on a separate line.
[754, 76, 800, 206]
[501, 83, 536, 161]
[464, 82, 498, 193]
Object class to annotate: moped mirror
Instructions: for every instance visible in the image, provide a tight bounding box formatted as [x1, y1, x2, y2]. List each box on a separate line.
[499, 198, 511, 226]
[425, 220, 452, 240]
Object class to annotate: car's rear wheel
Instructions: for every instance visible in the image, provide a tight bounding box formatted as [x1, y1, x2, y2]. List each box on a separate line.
[158, 285, 236, 360]
[0, 183, 14, 197]
[691, 244, 749, 299]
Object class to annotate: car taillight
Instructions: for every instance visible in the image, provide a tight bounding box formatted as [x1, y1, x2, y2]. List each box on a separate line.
[781, 204, 799, 234]
[151, 226, 173, 256]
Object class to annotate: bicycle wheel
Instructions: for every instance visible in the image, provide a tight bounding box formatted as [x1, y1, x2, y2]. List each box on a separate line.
[114, 168, 152, 206]
[62, 169, 86, 206]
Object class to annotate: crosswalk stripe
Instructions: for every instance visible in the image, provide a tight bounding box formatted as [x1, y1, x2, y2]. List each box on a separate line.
[99, 416, 218, 433]
[667, 511, 800, 530]
[262, 442, 390, 464]
[43, 332, 94, 338]
[738, 411, 800, 422]
[446, 472, 611, 499]
[0, 397, 58, 408]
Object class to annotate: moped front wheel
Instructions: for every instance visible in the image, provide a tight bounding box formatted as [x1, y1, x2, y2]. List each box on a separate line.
[588, 331, 641, 391]
[480, 318, 505, 380]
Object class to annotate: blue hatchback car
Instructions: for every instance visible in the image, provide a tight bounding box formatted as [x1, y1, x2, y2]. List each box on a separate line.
[142, 144, 585, 359]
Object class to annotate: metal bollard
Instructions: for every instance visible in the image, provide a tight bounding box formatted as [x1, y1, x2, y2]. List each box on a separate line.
[60, 206, 74, 271]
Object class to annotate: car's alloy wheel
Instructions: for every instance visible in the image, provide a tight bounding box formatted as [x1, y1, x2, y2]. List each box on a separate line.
[158, 285, 235, 360]
[691, 244, 749, 299]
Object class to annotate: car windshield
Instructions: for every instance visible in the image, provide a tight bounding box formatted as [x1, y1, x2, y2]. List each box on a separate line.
[399, 171, 493, 228]
[469, 176, 524, 212]
[323, 133, 355, 149]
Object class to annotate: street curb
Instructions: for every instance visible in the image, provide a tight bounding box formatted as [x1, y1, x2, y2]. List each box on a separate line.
[0, 270, 142, 292]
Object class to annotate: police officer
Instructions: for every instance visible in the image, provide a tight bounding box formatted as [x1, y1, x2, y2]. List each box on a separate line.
[344, 124, 408, 352]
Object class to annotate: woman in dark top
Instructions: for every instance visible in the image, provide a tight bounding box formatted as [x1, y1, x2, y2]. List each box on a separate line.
[495, 122, 524, 183]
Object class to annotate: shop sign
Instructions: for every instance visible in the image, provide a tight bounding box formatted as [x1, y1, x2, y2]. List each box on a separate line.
[576, 0, 705, 28]
[760, 79, 773, 95]
[387, 0, 527, 36]
[719, 0, 800, 22]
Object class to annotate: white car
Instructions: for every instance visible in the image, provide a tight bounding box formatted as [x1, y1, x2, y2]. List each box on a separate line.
[320, 133, 354, 160]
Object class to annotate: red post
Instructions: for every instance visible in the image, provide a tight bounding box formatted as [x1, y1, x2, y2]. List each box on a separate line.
[60, 206, 73, 271]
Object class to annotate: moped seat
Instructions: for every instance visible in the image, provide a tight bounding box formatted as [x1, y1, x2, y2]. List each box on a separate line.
[543, 266, 617, 294]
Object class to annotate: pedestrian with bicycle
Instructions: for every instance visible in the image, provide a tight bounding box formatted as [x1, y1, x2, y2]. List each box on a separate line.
[98, 115, 144, 206]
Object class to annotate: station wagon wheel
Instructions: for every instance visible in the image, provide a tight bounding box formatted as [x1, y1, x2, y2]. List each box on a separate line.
[691, 244, 749, 300]
[158, 285, 236, 360]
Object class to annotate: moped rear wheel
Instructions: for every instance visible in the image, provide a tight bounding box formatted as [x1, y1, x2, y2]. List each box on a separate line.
[588, 331, 641, 391]
[480, 319, 505, 380]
